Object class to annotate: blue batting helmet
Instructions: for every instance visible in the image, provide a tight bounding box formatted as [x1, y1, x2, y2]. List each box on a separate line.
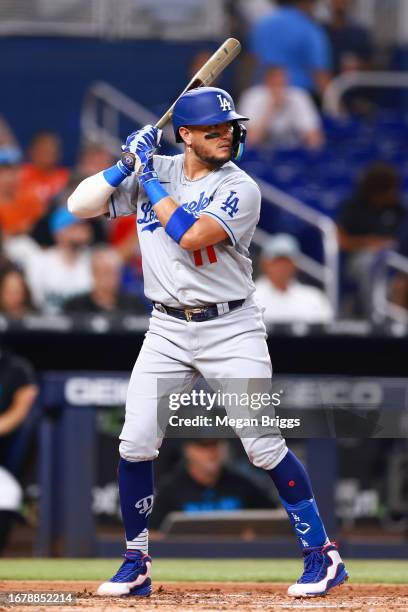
[172, 87, 248, 160]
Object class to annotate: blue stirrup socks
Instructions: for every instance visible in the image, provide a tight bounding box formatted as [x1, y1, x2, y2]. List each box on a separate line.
[268, 449, 328, 550]
[118, 458, 153, 554]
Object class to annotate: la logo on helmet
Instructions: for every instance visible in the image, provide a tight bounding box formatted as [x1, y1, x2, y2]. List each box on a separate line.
[217, 94, 232, 111]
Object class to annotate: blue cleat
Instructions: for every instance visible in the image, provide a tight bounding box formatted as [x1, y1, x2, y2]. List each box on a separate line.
[96, 550, 152, 597]
[288, 542, 348, 597]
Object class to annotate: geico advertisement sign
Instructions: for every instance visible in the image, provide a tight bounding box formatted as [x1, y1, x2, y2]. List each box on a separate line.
[65, 377, 129, 406]
[280, 379, 383, 407]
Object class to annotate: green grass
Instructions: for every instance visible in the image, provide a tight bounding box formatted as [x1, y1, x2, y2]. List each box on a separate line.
[1, 559, 407, 583]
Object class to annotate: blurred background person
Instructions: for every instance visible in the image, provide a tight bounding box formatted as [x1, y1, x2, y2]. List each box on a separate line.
[249, 0, 332, 99]
[64, 245, 147, 315]
[323, 0, 374, 115]
[21, 208, 93, 314]
[323, 0, 373, 77]
[0, 267, 35, 320]
[239, 64, 324, 149]
[389, 216, 408, 313]
[337, 162, 405, 317]
[0, 116, 18, 148]
[0, 147, 43, 237]
[30, 173, 108, 248]
[0, 229, 13, 278]
[255, 234, 334, 323]
[20, 131, 69, 209]
[0, 348, 37, 554]
[150, 439, 273, 532]
[75, 143, 115, 178]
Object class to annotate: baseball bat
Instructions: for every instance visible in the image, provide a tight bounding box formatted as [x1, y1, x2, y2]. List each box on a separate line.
[121, 38, 241, 172]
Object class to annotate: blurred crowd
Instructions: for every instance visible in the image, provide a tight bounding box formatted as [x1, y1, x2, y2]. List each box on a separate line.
[0, 128, 148, 319]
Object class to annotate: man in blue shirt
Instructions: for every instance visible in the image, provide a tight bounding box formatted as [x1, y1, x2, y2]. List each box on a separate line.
[249, 0, 332, 97]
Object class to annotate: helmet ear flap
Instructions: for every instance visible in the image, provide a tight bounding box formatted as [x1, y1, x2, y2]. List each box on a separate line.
[232, 123, 247, 161]
[176, 126, 184, 143]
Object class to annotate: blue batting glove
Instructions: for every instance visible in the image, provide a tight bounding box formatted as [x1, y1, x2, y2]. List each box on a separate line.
[121, 125, 161, 172]
[122, 126, 167, 204]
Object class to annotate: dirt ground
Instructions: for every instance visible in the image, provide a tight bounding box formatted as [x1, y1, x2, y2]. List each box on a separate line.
[0, 581, 407, 611]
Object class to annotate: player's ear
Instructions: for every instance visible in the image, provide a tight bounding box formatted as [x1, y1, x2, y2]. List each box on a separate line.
[178, 126, 192, 147]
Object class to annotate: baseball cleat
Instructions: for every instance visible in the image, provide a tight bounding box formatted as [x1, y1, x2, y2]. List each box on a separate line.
[288, 541, 348, 597]
[96, 550, 152, 597]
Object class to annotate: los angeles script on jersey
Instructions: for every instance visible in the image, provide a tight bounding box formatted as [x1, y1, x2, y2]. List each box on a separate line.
[137, 190, 239, 233]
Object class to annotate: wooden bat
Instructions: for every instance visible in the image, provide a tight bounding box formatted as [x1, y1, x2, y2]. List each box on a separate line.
[121, 38, 241, 171]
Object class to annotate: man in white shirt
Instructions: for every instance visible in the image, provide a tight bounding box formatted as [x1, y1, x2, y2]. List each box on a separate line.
[239, 65, 324, 149]
[24, 208, 93, 314]
[255, 233, 333, 323]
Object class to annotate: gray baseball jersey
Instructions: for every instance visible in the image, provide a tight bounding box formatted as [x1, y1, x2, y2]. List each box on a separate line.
[109, 154, 261, 308]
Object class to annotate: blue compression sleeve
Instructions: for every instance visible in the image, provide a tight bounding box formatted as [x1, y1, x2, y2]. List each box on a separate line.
[165, 206, 198, 243]
[103, 160, 132, 187]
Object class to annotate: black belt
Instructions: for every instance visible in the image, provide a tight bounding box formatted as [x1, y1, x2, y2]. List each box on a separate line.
[153, 299, 245, 322]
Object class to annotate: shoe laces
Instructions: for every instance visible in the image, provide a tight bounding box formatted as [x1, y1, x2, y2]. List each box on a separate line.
[298, 548, 323, 584]
[111, 552, 145, 582]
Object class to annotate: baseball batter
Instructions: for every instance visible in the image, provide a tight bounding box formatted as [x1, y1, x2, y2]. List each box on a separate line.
[68, 87, 348, 598]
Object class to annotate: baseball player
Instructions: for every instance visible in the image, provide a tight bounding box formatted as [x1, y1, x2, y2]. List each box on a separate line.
[68, 86, 348, 598]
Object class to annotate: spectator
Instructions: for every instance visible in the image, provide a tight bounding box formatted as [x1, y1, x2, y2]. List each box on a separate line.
[76, 144, 115, 178]
[0, 147, 43, 237]
[249, 0, 332, 97]
[21, 131, 69, 208]
[0, 229, 13, 277]
[0, 268, 35, 319]
[0, 117, 18, 148]
[150, 439, 273, 531]
[324, 0, 373, 77]
[390, 217, 408, 313]
[23, 208, 93, 314]
[0, 349, 38, 553]
[337, 163, 405, 317]
[64, 245, 147, 315]
[255, 234, 333, 323]
[323, 0, 374, 115]
[239, 65, 324, 149]
[30, 173, 108, 248]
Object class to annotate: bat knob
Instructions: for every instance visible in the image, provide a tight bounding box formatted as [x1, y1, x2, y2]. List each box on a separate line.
[121, 151, 136, 171]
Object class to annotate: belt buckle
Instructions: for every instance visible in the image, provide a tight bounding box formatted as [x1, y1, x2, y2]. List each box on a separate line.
[185, 307, 205, 322]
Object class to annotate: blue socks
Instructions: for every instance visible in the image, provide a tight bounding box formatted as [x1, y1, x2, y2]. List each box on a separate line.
[117, 451, 328, 555]
[118, 458, 154, 554]
[268, 448, 313, 503]
[282, 497, 328, 550]
[269, 449, 328, 550]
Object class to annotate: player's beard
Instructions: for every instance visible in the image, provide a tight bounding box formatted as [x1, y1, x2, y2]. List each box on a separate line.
[192, 142, 232, 168]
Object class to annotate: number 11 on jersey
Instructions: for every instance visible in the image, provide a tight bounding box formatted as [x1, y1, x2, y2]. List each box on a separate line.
[193, 246, 218, 266]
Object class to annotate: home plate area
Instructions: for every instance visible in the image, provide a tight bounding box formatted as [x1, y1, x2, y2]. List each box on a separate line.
[1, 581, 408, 611]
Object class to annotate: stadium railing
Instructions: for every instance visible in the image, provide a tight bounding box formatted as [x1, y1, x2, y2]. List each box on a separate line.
[0, 0, 225, 39]
[372, 250, 408, 323]
[254, 182, 339, 315]
[81, 81, 177, 153]
[323, 71, 408, 117]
